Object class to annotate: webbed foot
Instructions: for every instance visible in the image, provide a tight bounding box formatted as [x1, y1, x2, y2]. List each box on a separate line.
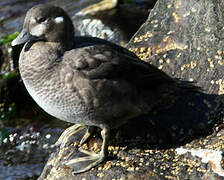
[64, 127, 110, 174]
[65, 148, 106, 173]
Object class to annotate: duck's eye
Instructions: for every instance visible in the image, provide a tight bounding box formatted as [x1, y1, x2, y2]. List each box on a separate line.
[37, 17, 46, 23]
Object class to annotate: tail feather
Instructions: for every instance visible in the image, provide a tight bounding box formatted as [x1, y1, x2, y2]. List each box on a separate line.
[174, 79, 202, 92]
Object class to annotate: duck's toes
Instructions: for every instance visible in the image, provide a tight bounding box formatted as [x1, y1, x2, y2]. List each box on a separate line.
[65, 148, 105, 174]
[55, 124, 86, 148]
[80, 126, 95, 145]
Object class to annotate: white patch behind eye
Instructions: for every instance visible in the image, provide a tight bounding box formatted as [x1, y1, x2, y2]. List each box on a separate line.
[30, 17, 36, 24]
[54, 16, 64, 24]
[30, 24, 46, 37]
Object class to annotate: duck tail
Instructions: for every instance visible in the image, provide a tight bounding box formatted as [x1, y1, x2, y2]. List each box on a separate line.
[174, 78, 202, 92]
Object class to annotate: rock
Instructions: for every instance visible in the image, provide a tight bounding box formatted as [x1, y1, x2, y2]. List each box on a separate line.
[72, 1, 149, 45]
[39, 128, 224, 179]
[39, 0, 224, 179]
[0, 125, 64, 180]
[127, 0, 223, 95]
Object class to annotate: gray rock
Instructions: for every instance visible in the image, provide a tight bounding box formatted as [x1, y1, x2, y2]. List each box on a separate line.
[127, 0, 223, 95]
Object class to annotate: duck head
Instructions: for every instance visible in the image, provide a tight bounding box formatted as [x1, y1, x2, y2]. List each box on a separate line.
[12, 4, 75, 50]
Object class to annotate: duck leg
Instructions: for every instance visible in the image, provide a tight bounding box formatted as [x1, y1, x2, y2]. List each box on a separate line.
[80, 126, 95, 145]
[65, 126, 110, 174]
[55, 124, 86, 148]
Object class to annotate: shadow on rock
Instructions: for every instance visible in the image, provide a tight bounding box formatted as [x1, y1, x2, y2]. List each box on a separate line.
[117, 90, 223, 150]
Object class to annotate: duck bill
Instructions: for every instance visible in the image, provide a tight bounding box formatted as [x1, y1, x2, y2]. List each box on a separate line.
[11, 28, 32, 46]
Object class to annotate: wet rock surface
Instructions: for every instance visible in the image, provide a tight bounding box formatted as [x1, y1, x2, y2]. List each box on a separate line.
[0, 124, 64, 180]
[39, 0, 224, 179]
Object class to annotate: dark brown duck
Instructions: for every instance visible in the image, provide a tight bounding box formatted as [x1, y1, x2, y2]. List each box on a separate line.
[12, 4, 198, 173]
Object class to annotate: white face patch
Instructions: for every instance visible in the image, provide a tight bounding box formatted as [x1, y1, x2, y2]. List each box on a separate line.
[54, 16, 64, 24]
[30, 23, 46, 37]
[30, 17, 36, 24]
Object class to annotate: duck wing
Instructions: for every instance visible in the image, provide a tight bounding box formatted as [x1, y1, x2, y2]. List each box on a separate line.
[64, 43, 174, 90]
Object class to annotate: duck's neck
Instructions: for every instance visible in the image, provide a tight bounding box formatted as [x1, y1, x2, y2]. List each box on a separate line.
[19, 41, 62, 88]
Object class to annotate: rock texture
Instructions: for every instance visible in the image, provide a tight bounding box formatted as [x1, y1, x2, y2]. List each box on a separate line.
[72, 1, 149, 45]
[127, 0, 223, 95]
[39, 0, 224, 179]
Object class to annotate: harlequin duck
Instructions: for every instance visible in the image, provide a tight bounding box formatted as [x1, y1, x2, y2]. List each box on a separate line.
[12, 4, 197, 173]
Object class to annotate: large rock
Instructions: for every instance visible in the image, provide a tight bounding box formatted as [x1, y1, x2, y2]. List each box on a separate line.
[72, 0, 149, 45]
[127, 0, 223, 95]
[39, 0, 224, 179]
